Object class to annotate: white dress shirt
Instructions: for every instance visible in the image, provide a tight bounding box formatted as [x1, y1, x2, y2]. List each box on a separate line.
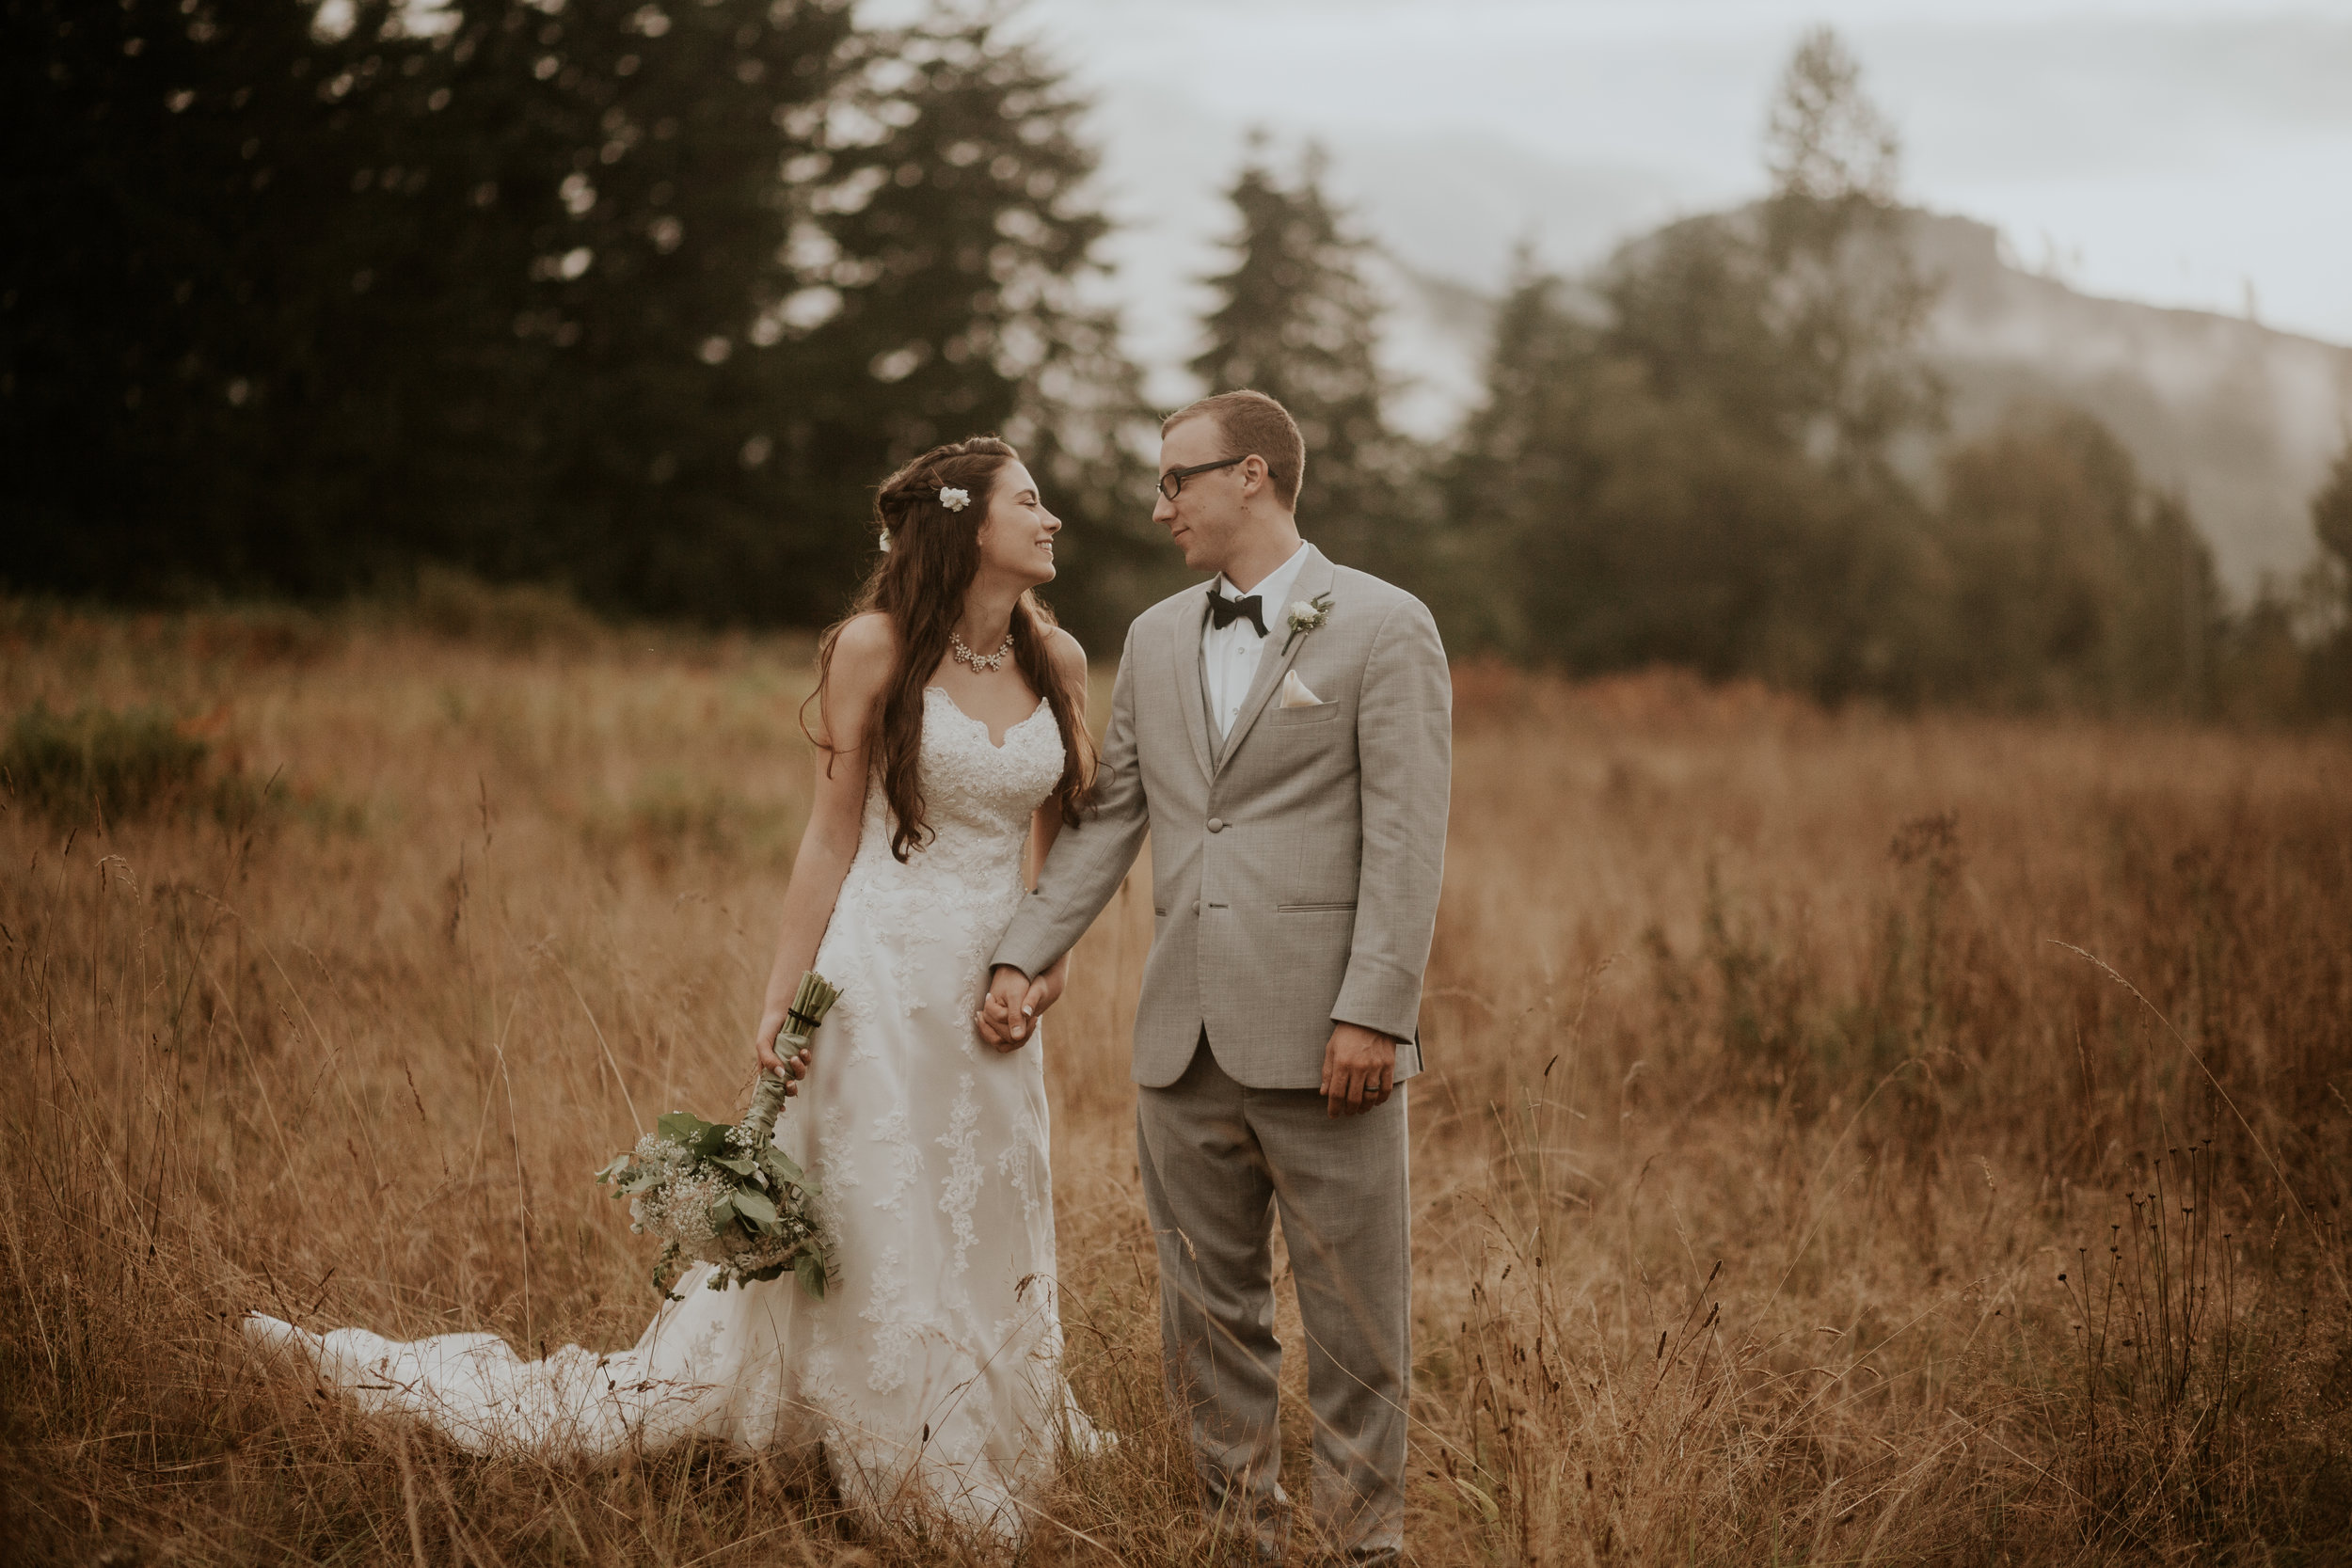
[1201, 541, 1311, 740]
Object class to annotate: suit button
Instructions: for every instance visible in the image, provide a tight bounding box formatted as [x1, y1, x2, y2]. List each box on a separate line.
[1207, 817, 1225, 832]
[1192, 901, 1201, 915]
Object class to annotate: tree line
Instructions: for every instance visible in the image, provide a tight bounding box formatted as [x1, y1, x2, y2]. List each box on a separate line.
[1208, 32, 2350, 719]
[3, 0, 1162, 645]
[5, 8, 2345, 715]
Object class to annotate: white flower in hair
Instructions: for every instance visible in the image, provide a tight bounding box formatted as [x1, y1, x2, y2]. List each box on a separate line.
[938, 486, 971, 512]
[878, 529, 891, 552]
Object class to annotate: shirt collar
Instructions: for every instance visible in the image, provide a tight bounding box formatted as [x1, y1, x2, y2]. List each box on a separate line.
[1214, 541, 1311, 622]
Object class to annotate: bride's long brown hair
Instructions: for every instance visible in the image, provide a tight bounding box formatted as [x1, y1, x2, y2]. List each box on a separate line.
[804, 436, 1094, 863]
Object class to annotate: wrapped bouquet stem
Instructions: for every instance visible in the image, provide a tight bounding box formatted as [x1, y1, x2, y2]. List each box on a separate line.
[596, 971, 841, 1299]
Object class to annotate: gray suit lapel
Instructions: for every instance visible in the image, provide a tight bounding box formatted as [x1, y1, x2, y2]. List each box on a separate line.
[1170, 593, 1215, 783]
[1214, 546, 1336, 779]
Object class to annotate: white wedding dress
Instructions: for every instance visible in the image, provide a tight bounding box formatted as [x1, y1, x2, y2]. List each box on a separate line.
[245, 687, 1099, 1540]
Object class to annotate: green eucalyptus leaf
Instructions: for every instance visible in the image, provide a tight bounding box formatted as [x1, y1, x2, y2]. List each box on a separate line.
[655, 1110, 707, 1143]
[656, 1111, 730, 1157]
[795, 1251, 827, 1300]
[710, 1154, 755, 1177]
[734, 1187, 779, 1226]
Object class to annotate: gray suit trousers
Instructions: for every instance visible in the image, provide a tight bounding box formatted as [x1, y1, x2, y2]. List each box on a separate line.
[1136, 1037, 1410, 1562]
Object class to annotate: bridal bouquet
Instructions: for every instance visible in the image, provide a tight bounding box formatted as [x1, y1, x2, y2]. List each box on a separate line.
[596, 971, 840, 1300]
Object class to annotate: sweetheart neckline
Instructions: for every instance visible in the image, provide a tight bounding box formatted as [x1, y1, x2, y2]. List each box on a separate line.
[924, 685, 1051, 751]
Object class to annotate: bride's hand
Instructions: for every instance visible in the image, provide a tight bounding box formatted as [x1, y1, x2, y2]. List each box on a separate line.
[978, 967, 1029, 1051]
[979, 964, 1064, 1053]
[753, 1014, 811, 1091]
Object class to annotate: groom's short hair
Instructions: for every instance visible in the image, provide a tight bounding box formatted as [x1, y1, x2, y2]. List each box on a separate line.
[1163, 390, 1306, 511]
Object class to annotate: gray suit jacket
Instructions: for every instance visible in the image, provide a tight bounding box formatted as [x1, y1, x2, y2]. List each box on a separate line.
[992, 546, 1452, 1089]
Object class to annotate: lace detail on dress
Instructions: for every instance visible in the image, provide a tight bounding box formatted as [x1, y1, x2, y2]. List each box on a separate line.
[861, 1243, 915, 1394]
[818, 1105, 858, 1190]
[938, 1073, 982, 1309]
[869, 1105, 924, 1214]
[998, 1141, 1041, 1230]
[831, 689, 1057, 1028]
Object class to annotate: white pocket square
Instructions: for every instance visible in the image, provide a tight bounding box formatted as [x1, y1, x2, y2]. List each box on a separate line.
[1279, 671, 1324, 708]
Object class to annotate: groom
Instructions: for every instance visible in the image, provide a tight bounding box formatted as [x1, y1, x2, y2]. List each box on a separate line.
[980, 389, 1451, 1563]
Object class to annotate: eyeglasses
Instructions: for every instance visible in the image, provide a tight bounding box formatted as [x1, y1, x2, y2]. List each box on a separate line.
[1154, 454, 1248, 502]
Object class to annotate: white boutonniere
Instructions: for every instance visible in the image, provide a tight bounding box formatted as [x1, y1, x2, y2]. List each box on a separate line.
[1280, 592, 1333, 655]
[938, 486, 971, 512]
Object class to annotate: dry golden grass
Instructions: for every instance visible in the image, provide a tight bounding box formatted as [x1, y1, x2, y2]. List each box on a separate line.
[4, 609, 2349, 1565]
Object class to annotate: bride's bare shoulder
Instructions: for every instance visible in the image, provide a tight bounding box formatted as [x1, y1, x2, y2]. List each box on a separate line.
[813, 613, 901, 747]
[1044, 626, 1086, 681]
[829, 610, 900, 673]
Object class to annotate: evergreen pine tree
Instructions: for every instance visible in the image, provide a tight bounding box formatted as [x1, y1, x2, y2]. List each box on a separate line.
[1756, 25, 1943, 481]
[1598, 27, 1940, 483]
[1459, 26, 1945, 696]
[1, 0, 426, 594]
[740, 12, 1151, 628]
[1441, 255, 1597, 652]
[2299, 439, 2352, 712]
[1189, 143, 1407, 578]
[2313, 440, 2352, 590]
[372, 0, 862, 618]
[1932, 407, 2220, 712]
[1458, 230, 1938, 691]
[2, 0, 1148, 629]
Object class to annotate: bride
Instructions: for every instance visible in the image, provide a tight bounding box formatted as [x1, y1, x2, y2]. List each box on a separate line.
[245, 436, 1104, 1541]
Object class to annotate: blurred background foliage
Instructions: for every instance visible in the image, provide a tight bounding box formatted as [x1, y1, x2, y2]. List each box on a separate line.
[4, 7, 2346, 716]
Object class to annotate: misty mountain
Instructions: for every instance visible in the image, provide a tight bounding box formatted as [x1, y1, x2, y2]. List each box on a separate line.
[1912, 212, 2351, 595]
[1371, 209, 2350, 596]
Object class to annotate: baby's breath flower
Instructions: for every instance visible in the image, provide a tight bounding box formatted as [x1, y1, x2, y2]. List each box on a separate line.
[593, 970, 839, 1296]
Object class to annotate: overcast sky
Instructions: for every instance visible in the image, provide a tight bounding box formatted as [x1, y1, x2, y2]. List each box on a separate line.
[964, 0, 2352, 397]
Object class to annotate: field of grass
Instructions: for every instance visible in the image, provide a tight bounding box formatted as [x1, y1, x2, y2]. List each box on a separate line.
[3, 601, 2348, 1565]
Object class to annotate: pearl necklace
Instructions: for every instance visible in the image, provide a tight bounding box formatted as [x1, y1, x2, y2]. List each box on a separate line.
[949, 629, 1015, 673]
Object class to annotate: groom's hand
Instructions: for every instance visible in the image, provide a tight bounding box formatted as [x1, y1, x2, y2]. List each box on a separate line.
[1321, 1022, 1396, 1117]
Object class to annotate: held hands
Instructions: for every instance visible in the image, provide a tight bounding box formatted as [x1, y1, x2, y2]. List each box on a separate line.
[752, 1012, 812, 1091]
[1321, 1022, 1396, 1118]
[977, 963, 1063, 1053]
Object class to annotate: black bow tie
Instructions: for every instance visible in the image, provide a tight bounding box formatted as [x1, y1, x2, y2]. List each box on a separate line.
[1208, 590, 1266, 638]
